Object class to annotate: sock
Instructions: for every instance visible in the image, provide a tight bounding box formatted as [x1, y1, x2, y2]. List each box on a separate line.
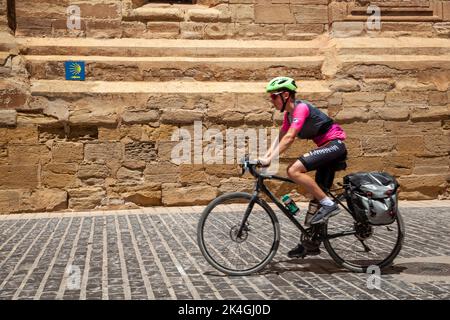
[319, 197, 334, 207]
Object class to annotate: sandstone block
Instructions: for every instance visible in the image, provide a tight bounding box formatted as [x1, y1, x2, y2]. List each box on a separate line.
[410, 106, 450, 121]
[396, 136, 425, 155]
[122, 110, 159, 124]
[291, 5, 328, 24]
[0, 190, 21, 213]
[0, 110, 16, 126]
[342, 92, 385, 107]
[219, 177, 254, 194]
[0, 126, 38, 143]
[68, 187, 106, 210]
[428, 91, 448, 106]
[78, 163, 110, 180]
[116, 167, 143, 183]
[161, 109, 203, 125]
[125, 141, 156, 161]
[386, 92, 427, 108]
[132, 7, 184, 21]
[361, 136, 396, 155]
[162, 184, 218, 206]
[78, 3, 121, 19]
[398, 174, 447, 198]
[84, 142, 123, 161]
[8, 143, 49, 165]
[329, 79, 361, 92]
[187, 8, 220, 22]
[232, 5, 255, 23]
[52, 142, 83, 163]
[331, 22, 365, 37]
[254, 5, 295, 24]
[0, 165, 39, 189]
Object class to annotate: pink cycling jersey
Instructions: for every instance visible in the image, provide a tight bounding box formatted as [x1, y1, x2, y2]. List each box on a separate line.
[281, 102, 346, 147]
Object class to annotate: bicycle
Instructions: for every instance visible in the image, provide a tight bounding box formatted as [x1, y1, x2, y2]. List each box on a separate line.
[197, 156, 405, 276]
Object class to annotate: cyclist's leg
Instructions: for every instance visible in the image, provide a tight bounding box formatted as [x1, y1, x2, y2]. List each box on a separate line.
[298, 140, 347, 224]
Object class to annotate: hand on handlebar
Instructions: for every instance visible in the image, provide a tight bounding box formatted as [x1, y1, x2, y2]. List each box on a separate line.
[257, 157, 271, 168]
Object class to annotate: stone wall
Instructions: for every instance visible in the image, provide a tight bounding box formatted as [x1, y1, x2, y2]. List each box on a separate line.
[11, 0, 450, 39]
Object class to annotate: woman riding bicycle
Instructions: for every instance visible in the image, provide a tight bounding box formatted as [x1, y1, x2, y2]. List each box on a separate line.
[258, 76, 348, 259]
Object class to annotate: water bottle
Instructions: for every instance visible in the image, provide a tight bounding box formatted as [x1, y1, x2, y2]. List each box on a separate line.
[305, 200, 320, 227]
[282, 194, 299, 215]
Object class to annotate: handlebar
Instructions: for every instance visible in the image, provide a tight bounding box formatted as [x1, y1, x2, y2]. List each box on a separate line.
[239, 155, 266, 178]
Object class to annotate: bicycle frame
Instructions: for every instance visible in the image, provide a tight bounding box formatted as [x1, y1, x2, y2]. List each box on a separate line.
[237, 163, 358, 241]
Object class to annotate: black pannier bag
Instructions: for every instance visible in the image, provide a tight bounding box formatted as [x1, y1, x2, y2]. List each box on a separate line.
[343, 172, 399, 226]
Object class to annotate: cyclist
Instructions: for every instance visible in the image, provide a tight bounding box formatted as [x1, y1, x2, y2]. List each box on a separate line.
[258, 76, 348, 258]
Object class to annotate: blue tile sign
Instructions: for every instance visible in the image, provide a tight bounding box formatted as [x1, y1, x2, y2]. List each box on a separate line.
[64, 61, 85, 81]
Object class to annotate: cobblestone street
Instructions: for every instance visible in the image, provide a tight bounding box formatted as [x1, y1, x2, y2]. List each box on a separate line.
[0, 201, 449, 300]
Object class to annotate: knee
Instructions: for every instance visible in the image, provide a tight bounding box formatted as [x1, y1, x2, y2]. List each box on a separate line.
[287, 165, 299, 178]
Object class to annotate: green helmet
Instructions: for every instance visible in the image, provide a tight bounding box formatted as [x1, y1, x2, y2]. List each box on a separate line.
[266, 76, 297, 93]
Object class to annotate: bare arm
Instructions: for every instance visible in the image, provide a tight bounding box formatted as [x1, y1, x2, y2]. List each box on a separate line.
[259, 127, 298, 165]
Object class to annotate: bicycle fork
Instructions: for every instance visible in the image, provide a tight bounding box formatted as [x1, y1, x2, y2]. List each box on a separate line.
[236, 192, 258, 238]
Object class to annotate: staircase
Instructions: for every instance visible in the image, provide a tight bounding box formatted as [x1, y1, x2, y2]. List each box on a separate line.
[0, 34, 449, 213]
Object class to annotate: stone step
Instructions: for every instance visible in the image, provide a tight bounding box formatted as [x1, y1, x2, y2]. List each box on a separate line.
[30, 79, 330, 95]
[337, 54, 450, 76]
[333, 37, 450, 55]
[17, 37, 325, 57]
[24, 55, 325, 81]
[26, 80, 331, 127]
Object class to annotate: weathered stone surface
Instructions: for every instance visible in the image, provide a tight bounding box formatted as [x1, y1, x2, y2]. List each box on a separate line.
[386, 91, 428, 108]
[0, 110, 17, 126]
[116, 167, 143, 183]
[162, 184, 218, 206]
[0, 126, 38, 143]
[0, 81, 28, 109]
[78, 163, 110, 180]
[428, 91, 448, 106]
[396, 136, 425, 155]
[291, 5, 328, 24]
[231, 4, 254, 23]
[77, 3, 121, 19]
[52, 142, 83, 163]
[219, 177, 254, 193]
[331, 22, 365, 37]
[362, 136, 396, 155]
[398, 175, 448, 198]
[124, 141, 156, 161]
[131, 7, 184, 21]
[342, 92, 385, 107]
[69, 105, 118, 125]
[8, 143, 49, 165]
[161, 109, 203, 124]
[335, 107, 370, 123]
[187, 8, 220, 22]
[42, 163, 78, 188]
[122, 110, 159, 124]
[144, 162, 179, 183]
[254, 5, 295, 24]
[0, 190, 21, 213]
[68, 187, 106, 209]
[372, 107, 410, 121]
[433, 22, 450, 37]
[329, 79, 361, 92]
[0, 165, 39, 189]
[85, 142, 123, 161]
[410, 106, 450, 121]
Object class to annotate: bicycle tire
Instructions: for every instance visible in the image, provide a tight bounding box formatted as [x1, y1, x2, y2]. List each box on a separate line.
[323, 211, 405, 273]
[197, 192, 280, 276]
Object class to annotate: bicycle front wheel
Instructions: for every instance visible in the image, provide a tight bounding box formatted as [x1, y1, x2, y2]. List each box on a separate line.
[197, 192, 280, 276]
[323, 210, 405, 273]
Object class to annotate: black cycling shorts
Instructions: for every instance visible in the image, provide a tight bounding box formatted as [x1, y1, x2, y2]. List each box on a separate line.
[298, 139, 347, 172]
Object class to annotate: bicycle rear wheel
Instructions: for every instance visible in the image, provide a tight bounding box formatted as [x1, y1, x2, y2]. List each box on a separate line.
[197, 192, 280, 276]
[323, 210, 405, 273]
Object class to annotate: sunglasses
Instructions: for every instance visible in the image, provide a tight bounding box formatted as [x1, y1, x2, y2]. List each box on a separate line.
[270, 92, 284, 100]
